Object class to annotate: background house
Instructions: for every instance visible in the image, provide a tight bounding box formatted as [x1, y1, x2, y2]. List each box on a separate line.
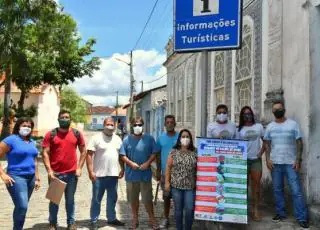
[90, 106, 115, 130]
[123, 85, 167, 140]
[0, 83, 60, 136]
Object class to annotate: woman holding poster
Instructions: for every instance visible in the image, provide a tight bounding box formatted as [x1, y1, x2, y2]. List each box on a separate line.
[237, 106, 265, 221]
[165, 129, 197, 230]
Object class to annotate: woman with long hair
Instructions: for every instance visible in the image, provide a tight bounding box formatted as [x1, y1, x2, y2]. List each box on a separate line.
[0, 117, 40, 230]
[165, 129, 197, 230]
[237, 106, 265, 221]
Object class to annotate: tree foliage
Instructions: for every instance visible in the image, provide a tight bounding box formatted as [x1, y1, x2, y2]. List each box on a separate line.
[60, 87, 87, 123]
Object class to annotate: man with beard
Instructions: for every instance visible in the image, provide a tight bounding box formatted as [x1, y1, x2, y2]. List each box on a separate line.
[264, 101, 308, 229]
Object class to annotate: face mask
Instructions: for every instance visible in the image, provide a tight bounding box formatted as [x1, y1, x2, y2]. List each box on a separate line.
[133, 126, 143, 135]
[181, 137, 190, 146]
[273, 109, 285, 119]
[243, 114, 253, 122]
[216, 113, 228, 122]
[58, 119, 71, 129]
[103, 125, 114, 136]
[19, 127, 31, 137]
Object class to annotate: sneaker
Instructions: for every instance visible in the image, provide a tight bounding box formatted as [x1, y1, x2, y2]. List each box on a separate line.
[67, 223, 77, 230]
[107, 219, 125, 226]
[90, 222, 98, 230]
[159, 219, 169, 228]
[298, 221, 309, 229]
[48, 223, 57, 230]
[272, 215, 287, 223]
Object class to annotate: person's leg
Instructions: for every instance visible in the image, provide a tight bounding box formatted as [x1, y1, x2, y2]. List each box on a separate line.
[285, 165, 308, 222]
[250, 159, 262, 221]
[127, 182, 140, 228]
[7, 175, 34, 230]
[161, 175, 171, 220]
[171, 187, 184, 230]
[90, 177, 106, 223]
[65, 174, 78, 225]
[271, 164, 287, 218]
[141, 181, 157, 228]
[105, 177, 118, 222]
[184, 189, 195, 230]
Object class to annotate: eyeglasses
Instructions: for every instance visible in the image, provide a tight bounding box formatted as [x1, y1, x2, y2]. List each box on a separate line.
[133, 124, 143, 127]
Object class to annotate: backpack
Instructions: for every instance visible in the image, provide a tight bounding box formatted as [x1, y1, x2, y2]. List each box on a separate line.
[50, 128, 81, 146]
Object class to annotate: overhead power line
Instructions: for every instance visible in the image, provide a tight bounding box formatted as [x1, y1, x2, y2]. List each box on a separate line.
[132, 0, 160, 50]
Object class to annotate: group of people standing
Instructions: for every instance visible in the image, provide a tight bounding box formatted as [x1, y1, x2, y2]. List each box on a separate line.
[0, 100, 309, 230]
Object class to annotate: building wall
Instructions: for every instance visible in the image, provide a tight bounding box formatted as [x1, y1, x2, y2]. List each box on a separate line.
[37, 86, 60, 136]
[91, 113, 112, 130]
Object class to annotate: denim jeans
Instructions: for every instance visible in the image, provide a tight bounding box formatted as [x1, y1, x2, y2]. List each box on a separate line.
[271, 164, 308, 222]
[90, 176, 118, 223]
[49, 173, 78, 225]
[171, 187, 195, 230]
[7, 174, 35, 230]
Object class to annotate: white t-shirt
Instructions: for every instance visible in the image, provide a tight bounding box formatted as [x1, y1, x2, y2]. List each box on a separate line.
[87, 132, 122, 177]
[207, 121, 237, 139]
[237, 123, 264, 160]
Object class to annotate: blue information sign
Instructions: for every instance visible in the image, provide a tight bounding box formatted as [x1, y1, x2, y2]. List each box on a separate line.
[174, 0, 243, 52]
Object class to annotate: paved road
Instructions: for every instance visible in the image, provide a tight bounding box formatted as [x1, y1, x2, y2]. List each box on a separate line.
[0, 131, 316, 229]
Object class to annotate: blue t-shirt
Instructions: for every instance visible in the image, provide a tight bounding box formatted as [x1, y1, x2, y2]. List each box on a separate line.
[156, 132, 179, 174]
[3, 134, 38, 176]
[120, 134, 159, 182]
[264, 119, 302, 165]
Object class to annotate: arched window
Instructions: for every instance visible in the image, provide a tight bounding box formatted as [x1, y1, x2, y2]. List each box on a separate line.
[186, 56, 196, 122]
[234, 19, 254, 122]
[214, 51, 225, 108]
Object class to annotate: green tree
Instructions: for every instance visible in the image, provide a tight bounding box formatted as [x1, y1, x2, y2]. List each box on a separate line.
[60, 87, 87, 123]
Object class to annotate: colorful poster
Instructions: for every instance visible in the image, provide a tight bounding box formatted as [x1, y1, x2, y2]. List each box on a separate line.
[194, 137, 248, 224]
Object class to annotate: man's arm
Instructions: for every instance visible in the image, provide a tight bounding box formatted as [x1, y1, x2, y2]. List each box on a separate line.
[155, 152, 161, 181]
[119, 156, 125, 179]
[120, 155, 140, 170]
[140, 153, 157, 170]
[165, 153, 173, 192]
[42, 146, 55, 180]
[264, 140, 273, 170]
[86, 150, 96, 181]
[76, 145, 87, 177]
[293, 138, 303, 171]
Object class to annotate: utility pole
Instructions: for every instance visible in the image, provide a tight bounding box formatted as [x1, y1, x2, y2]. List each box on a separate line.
[115, 91, 119, 117]
[140, 80, 144, 92]
[129, 50, 134, 120]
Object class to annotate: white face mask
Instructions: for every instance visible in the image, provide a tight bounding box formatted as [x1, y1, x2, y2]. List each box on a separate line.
[19, 127, 31, 137]
[181, 137, 190, 146]
[133, 126, 143, 135]
[216, 113, 228, 122]
[103, 125, 114, 136]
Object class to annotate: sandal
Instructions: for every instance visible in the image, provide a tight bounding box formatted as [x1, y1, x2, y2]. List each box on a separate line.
[129, 220, 139, 229]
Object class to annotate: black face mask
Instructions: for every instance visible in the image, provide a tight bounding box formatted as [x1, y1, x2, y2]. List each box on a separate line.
[243, 114, 253, 122]
[273, 109, 285, 119]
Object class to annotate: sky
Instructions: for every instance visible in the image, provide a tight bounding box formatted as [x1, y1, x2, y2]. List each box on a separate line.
[57, 0, 173, 106]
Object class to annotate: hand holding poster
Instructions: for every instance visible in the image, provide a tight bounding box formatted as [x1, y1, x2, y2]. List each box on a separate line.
[195, 137, 248, 224]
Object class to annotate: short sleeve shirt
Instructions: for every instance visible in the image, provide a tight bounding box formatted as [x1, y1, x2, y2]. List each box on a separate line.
[87, 133, 122, 177]
[237, 123, 264, 159]
[156, 132, 179, 175]
[264, 119, 302, 164]
[207, 121, 237, 139]
[42, 129, 86, 174]
[3, 135, 38, 175]
[120, 134, 159, 182]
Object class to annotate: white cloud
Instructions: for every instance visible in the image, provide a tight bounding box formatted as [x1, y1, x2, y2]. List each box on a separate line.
[72, 49, 167, 106]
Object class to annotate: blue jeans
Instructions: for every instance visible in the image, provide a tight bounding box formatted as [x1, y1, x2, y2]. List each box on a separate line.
[49, 173, 78, 225]
[7, 174, 35, 230]
[90, 176, 118, 223]
[171, 187, 195, 230]
[271, 164, 308, 222]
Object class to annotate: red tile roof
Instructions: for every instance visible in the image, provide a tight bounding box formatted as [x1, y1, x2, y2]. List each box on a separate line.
[91, 106, 115, 114]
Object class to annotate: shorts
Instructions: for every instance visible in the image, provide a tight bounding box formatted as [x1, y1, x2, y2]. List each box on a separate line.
[248, 158, 262, 172]
[160, 175, 172, 200]
[126, 181, 153, 205]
